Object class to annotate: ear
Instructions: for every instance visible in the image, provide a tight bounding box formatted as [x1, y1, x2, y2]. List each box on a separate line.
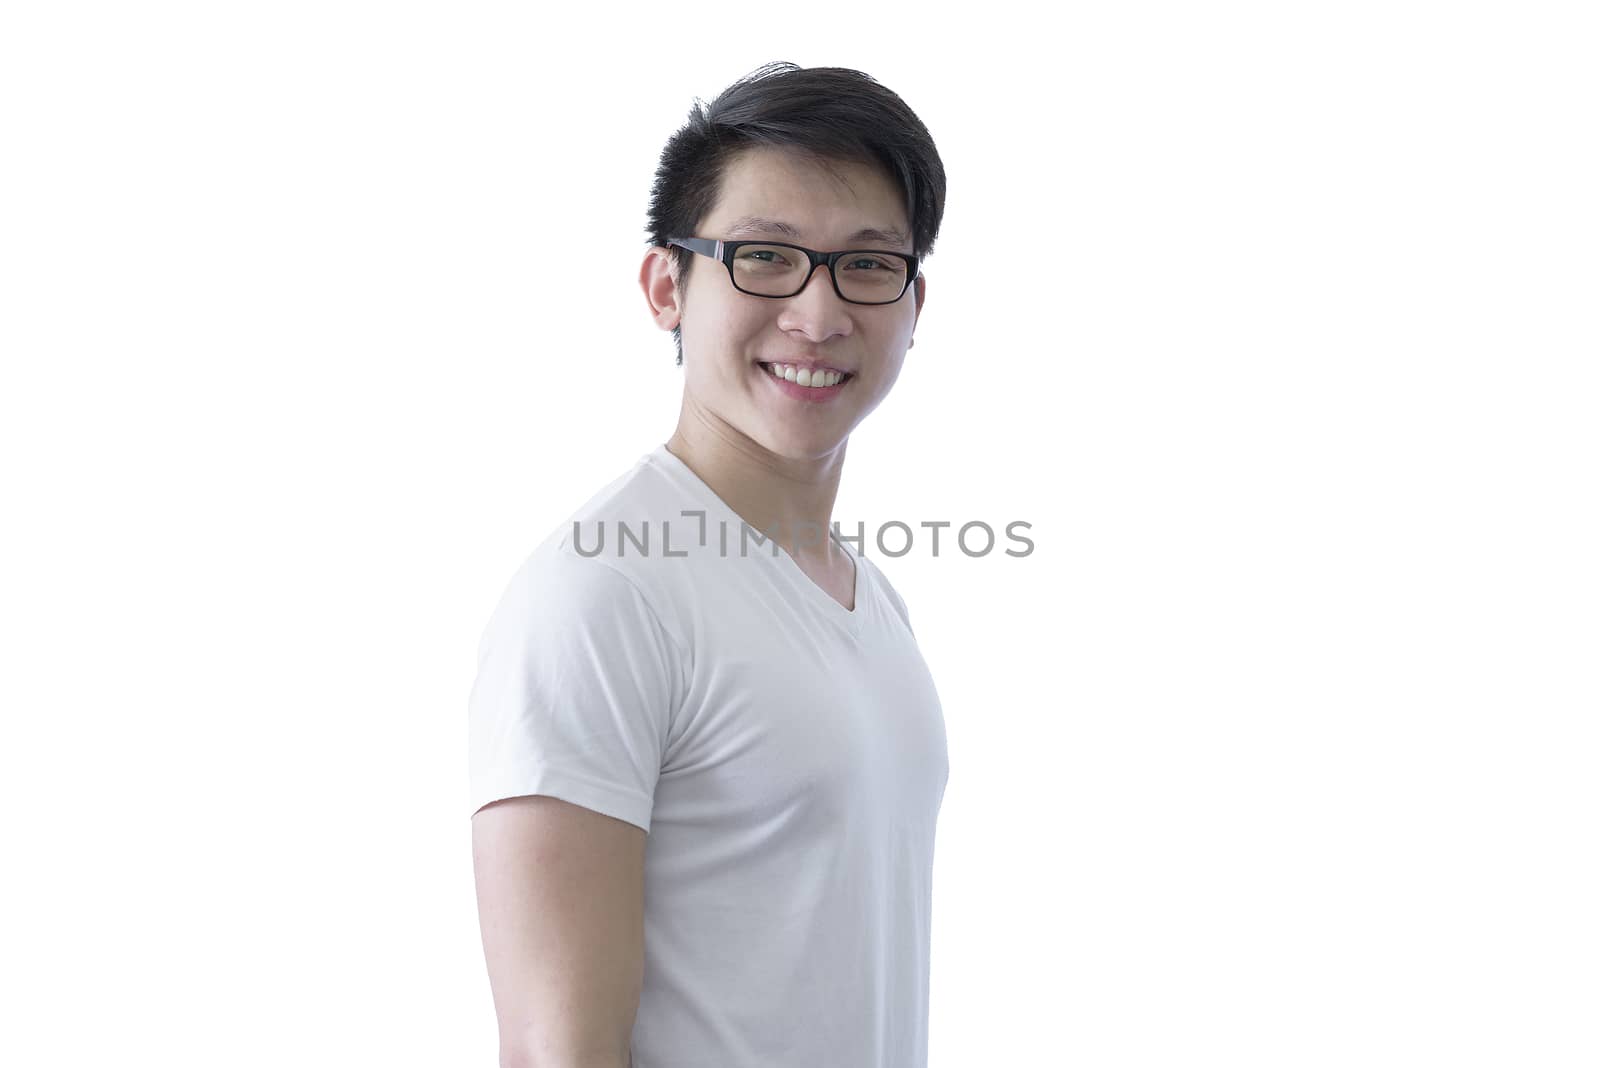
[908, 272, 926, 349]
[640, 246, 683, 330]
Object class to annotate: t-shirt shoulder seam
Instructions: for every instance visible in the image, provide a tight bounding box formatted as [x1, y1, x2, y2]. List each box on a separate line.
[549, 542, 693, 680]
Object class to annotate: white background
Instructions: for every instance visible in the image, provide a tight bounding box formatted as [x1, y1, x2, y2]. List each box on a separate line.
[2, 2, 1595, 1065]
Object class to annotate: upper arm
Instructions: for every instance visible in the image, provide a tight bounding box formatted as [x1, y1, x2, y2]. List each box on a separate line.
[472, 793, 646, 1066]
[466, 549, 678, 1063]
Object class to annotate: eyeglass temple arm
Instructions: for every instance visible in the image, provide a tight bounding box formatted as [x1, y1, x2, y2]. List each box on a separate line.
[665, 236, 722, 259]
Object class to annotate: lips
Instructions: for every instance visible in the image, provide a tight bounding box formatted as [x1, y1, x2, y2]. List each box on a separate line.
[757, 361, 855, 381]
[760, 363, 852, 400]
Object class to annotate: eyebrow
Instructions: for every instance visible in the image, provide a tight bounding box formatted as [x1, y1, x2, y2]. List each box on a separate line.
[722, 215, 911, 249]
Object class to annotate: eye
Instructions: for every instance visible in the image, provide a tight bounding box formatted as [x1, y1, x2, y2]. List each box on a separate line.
[842, 254, 901, 272]
[739, 248, 792, 266]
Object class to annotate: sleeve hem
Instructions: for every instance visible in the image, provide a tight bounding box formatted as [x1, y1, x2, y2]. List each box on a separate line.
[469, 764, 654, 833]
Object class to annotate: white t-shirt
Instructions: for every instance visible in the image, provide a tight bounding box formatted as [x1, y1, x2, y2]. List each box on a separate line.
[467, 443, 949, 1068]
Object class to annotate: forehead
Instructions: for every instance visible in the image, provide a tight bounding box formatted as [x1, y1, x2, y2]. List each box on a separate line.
[703, 147, 911, 248]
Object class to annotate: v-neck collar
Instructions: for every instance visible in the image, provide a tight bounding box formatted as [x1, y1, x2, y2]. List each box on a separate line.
[647, 443, 868, 635]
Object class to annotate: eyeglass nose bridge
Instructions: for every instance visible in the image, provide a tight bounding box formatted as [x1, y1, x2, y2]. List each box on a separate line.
[789, 248, 844, 299]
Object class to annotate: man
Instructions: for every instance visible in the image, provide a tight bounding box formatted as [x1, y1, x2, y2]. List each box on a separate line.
[469, 62, 948, 1067]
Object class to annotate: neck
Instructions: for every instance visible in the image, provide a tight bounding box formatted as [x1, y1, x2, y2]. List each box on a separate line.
[664, 421, 847, 566]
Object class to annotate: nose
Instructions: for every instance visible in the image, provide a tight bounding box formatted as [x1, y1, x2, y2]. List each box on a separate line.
[775, 260, 854, 342]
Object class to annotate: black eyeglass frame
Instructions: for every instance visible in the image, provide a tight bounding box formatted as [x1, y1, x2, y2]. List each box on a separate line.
[665, 236, 920, 306]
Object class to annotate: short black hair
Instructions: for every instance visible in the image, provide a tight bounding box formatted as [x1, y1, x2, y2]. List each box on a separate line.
[644, 62, 947, 366]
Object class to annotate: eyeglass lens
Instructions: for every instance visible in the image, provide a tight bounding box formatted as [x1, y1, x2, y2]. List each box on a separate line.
[730, 245, 909, 304]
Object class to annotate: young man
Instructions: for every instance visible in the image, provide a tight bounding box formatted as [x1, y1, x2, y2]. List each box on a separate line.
[469, 63, 948, 1067]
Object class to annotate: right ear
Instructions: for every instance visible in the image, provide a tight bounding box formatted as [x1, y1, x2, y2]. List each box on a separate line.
[640, 247, 683, 331]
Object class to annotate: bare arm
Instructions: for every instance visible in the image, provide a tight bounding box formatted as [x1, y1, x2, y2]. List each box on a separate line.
[473, 794, 647, 1068]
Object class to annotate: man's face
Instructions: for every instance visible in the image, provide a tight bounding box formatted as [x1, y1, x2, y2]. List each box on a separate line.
[646, 146, 925, 462]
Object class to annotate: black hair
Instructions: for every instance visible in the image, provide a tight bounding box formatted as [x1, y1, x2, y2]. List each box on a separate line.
[644, 62, 947, 366]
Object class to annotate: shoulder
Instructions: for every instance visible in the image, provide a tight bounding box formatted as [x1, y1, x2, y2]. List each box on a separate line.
[497, 540, 646, 613]
[485, 452, 689, 629]
[483, 541, 683, 659]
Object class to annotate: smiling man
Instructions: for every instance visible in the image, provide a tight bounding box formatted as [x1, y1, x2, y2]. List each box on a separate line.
[469, 63, 948, 1068]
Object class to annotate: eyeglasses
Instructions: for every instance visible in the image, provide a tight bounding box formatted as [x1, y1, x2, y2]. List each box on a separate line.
[665, 236, 919, 306]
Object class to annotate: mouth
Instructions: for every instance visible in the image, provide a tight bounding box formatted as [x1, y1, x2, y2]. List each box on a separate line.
[757, 362, 855, 390]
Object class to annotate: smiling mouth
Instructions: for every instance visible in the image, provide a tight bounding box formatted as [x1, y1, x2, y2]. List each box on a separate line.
[758, 362, 854, 388]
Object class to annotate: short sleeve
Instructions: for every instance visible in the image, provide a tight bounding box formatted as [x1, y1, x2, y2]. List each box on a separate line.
[467, 548, 681, 832]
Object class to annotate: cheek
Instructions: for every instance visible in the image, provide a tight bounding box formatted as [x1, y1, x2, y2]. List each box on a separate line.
[690, 294, 762, 343]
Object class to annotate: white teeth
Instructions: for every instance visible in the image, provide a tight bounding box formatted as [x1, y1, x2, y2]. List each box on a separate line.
[766, 363, 847, 389]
